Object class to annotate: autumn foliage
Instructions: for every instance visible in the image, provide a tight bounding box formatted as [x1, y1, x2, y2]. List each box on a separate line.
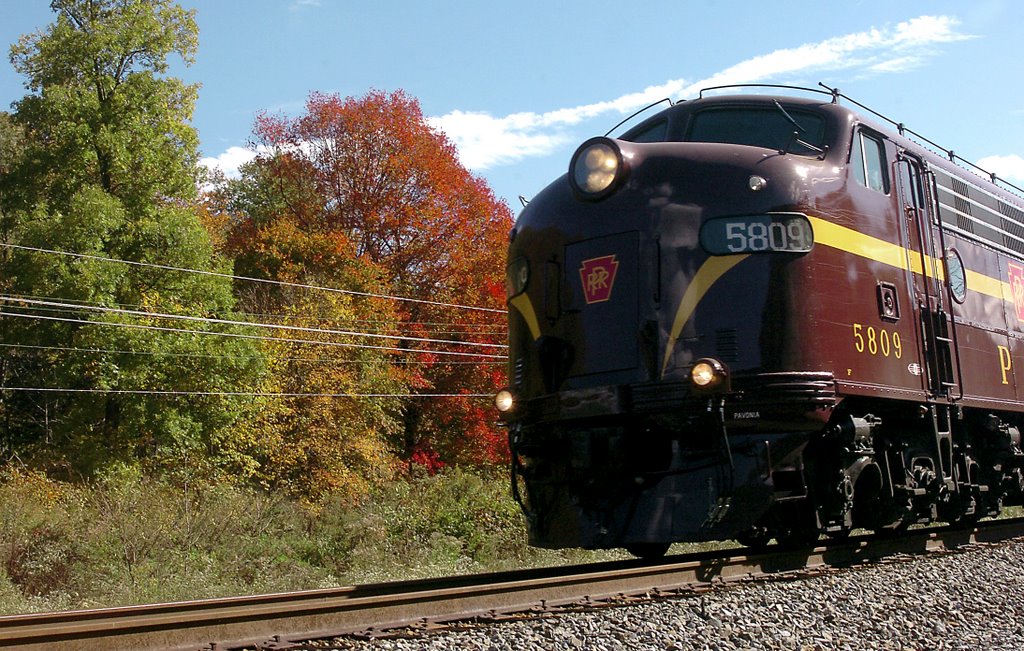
[221, 89, 513, 487]
[2, 2, 514, 508]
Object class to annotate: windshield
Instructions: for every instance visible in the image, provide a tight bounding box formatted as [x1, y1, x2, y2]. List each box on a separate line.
[685, 106, 827, 155]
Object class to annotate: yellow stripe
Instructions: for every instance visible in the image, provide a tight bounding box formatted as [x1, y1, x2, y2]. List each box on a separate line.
[807, 216, 919, 275]
[509, 293, 541, 340]
[807, 215, 1012, 301]
[967, 269, 1012, 301]
[661, 254, 749, 376]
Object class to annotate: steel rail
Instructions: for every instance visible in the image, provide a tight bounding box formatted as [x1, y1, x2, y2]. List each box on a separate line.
[0, 518, 1021, 651]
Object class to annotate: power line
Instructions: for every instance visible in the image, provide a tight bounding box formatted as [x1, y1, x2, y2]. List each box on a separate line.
[237, 315, 507, 331]
[0, 387, 493, 398]
[0, 342, 505, 365]
[0, 242, 504, 313]
[0, 290, 505, 329]
[0, 292, 506, 340]
[0, 311, 508, 359]
[0, 295, 507, 351]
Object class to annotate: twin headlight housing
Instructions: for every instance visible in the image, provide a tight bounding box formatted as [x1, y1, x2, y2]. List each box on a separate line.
[570, 137, 627, 200]
[494, 358, 728, 419]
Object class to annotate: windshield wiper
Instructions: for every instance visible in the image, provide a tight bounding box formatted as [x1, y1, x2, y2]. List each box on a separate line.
[774, 100, 805, 133]
[774, 100, 828, 158]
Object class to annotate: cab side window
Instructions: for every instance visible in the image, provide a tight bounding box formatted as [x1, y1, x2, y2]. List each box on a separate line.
[625, 120, 668, 143]
[851, 130, 889, 193]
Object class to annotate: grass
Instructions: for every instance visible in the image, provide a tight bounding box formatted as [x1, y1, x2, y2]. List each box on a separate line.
[0, 465, 632, 614]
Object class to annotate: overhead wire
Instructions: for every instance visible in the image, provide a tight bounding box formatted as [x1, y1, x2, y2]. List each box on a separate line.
[0, 242, 505, 313]
[0, 311, 508, 359]
[0, 387, 493, 398]
[0, 292, 506, 333]
[0, 295, 507, 351]
[0, 342, 505, 364]
[0, 237, 509, 398]
[0, 291, 506, 341]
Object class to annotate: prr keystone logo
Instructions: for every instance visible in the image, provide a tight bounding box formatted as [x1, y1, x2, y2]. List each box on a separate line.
[1009, 261, 1024, 321]
[579, 255, 619, 304]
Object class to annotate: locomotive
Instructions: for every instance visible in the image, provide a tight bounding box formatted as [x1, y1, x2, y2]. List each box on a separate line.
[494, 84, 1024, 557]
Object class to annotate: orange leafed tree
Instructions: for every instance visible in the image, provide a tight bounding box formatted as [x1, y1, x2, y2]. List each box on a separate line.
[236, 89, 512, 470]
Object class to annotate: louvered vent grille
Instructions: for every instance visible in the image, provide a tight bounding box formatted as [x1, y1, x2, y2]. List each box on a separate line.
[715, 328, 739, 363]
[1000, 201, 1024, 254]
[933, 167, 1024, 258]
[951, 178, 974, 233]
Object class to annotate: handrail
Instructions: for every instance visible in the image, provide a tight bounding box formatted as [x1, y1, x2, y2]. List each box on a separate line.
[817, 82, 1024, 198]
[926, 166, 966, 401]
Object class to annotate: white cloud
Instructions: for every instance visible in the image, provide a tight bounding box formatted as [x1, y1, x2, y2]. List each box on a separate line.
[426, 111, 572, 170]
[202, 14, 972, 176]
[868, 56, 927, 74]
[199, 146, 259, 178]
[430, 14, 972, 171]
[891, 15, 970, 48]
[977, 154, 1024, 182]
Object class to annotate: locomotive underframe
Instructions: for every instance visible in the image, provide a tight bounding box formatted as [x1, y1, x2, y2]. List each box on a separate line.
[510, 375, 1024, 552]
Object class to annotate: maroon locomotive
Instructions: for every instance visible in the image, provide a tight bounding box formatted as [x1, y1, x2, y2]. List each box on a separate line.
[494, 84, 1024, 557]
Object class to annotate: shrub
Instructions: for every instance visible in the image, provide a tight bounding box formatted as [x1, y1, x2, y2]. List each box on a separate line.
[0, 465, 625, 613]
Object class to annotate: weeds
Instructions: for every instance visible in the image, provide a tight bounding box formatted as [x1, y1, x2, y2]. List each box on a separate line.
[0, 466, 625, 613]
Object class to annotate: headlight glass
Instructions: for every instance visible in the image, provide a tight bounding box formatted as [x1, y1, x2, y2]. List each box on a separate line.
[690, 358, 728, 390]
[494, 389, 516, 413]
[570, 138, 624, 199]
[691, 361, 717, 387]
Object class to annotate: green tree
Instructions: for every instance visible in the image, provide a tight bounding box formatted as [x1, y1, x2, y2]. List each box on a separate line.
[204, 165, 409, 501]
[0, 0, 265, 479]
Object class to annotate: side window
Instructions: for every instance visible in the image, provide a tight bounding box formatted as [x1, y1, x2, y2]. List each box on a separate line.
[852, 130, 890, 194]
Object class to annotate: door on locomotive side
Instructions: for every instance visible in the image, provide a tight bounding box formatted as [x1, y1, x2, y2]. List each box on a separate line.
[893, 150, 962, 400]
[838, 128, 926, 396]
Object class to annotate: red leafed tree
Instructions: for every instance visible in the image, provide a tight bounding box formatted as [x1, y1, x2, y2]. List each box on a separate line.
[246, 89, 512, 467]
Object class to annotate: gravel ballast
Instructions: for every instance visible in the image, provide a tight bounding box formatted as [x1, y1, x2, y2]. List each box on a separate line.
[327, 540, 1024, 650]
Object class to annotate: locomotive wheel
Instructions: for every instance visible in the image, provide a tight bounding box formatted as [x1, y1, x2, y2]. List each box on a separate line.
[625, 543, 671, 559]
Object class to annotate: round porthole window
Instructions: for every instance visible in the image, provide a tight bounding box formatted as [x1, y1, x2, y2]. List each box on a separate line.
[945, 249, 966, 303]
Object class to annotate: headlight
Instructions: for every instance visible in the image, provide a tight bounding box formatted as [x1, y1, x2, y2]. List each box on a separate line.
[690, 358, 729, 391]
[570, 137, 626, 200]
[494, 388, 516, 413]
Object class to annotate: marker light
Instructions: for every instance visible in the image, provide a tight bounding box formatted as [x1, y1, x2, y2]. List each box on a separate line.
[690, 358, 728, 391]
[494, 389, 516, 413]
[748, 175, 767, 191]
[506, 257, 530, 298]
[570, 137, 626, 200]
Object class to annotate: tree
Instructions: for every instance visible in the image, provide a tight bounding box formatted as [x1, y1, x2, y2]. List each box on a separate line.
[205, 178, 411, 500]
[1, 0, 265, 478]
[230, 90, 512, 468]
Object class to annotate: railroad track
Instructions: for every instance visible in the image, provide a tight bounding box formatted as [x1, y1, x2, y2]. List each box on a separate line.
[2, 518, 1023, 651]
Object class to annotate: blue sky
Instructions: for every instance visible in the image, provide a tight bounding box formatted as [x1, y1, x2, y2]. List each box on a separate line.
[3, 1, 1024, 213]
